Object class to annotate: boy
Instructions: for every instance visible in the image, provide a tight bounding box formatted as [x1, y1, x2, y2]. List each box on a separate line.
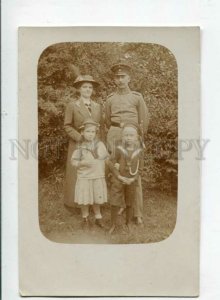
[107, 121, 144, 234]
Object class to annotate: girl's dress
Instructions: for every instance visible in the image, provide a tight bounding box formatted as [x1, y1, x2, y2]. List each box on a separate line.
[71, 140, 108, 205]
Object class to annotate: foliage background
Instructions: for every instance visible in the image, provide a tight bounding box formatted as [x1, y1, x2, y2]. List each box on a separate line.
[38, 42, 178, 192]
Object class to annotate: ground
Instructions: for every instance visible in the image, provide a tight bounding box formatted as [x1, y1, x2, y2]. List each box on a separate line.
[39, 175, 177, 244]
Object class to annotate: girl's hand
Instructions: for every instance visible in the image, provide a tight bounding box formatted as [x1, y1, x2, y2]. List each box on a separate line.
[114, 163, 120, 170]
[80, 160, 95, 167]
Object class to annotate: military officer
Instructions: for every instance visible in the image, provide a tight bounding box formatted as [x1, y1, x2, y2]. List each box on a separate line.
[105, 61, 149, 224]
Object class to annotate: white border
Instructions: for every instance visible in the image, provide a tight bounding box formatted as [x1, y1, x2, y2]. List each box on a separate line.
[19, 26, 200, 297]
[2, 0, 220, 299]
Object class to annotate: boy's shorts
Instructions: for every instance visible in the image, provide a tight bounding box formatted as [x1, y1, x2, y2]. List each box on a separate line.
[109, 176, 138, 207]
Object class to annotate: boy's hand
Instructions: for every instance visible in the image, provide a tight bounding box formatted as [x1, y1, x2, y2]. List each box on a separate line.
[126, 177, 135, 185]
[118, 175, 135, 185]
[117, 175, 127, 184]
[123, 177, 135, 185]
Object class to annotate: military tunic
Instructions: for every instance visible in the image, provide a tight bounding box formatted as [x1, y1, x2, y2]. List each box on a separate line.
[105, 87, 149, 151]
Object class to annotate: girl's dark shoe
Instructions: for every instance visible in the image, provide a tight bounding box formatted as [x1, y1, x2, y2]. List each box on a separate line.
[82, 217, 90, 230]
[95, 219, 105, 228]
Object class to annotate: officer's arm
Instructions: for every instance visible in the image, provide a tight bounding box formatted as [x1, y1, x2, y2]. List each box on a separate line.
[138, 95, 150, 134]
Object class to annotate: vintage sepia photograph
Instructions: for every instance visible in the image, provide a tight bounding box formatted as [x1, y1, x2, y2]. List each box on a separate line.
[19, 27, 199, 296]
[38, 42, 178, 244]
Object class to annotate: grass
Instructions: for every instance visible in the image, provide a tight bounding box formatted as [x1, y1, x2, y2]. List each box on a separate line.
[39, 173, 177, 244]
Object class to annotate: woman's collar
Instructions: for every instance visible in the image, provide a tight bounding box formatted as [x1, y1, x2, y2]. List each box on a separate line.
[79, 97, 91, 105]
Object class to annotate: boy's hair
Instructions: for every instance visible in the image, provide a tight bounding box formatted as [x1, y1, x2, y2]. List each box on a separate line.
[122, 121, 141, 136]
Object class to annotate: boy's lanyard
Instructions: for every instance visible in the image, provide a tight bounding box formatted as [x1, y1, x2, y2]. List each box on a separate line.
[129, 160, 140, 176]
[117, 145, 142, 176]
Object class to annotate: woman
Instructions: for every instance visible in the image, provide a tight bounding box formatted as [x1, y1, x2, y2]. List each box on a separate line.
[64, 75, 103, 208]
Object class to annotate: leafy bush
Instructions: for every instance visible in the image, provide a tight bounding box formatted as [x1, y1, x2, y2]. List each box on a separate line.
[38, 42, 178, 192]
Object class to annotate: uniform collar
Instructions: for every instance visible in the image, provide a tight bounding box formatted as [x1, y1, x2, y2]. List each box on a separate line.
[116, 86, 131, 95]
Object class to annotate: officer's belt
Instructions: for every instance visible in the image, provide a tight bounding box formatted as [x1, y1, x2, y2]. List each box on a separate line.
[111, 121, 123, 128]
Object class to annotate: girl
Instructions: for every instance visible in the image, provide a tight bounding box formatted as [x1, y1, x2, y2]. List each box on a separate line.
[71, 118, 109, 229]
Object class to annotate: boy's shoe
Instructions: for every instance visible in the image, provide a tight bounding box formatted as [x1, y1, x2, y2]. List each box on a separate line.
[82, 217, 90, 230]
[126, 207, 133, 225]
[95, 219, 105, 229]
[126, 222, 133, 233]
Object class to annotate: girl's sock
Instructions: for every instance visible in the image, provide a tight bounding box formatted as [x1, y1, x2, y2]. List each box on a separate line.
[81, 205, 89, 218]
[92, 204, 102, 219]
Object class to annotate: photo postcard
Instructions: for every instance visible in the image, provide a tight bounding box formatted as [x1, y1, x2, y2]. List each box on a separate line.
[18, 26, 200, 296]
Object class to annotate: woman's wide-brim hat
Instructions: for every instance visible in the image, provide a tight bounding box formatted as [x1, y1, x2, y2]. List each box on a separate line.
[73, 75, 99, 88]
